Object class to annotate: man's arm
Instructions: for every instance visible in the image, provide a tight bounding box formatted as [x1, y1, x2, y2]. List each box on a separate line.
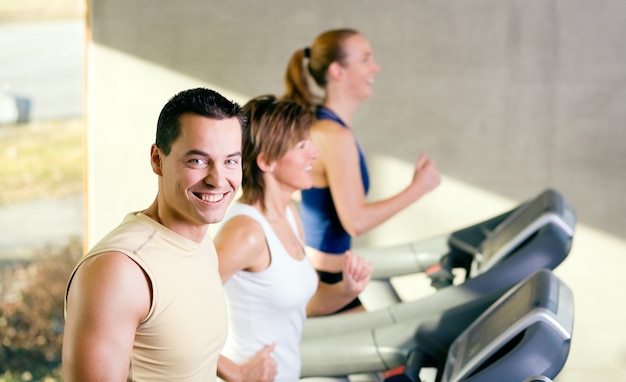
[63, 252, 151, 381]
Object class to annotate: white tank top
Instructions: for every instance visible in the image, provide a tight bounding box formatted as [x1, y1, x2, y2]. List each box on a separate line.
[221, 203, 318, 381]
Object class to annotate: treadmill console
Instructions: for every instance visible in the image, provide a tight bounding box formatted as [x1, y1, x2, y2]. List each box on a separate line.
[441, 269, 574, 382]
[471, 189, 575, 277]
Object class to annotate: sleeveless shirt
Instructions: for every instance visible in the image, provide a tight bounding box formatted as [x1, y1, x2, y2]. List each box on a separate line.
[220, 203, 318, 381]
[65, 212, 227, 381]
[300, 106, 370, 254]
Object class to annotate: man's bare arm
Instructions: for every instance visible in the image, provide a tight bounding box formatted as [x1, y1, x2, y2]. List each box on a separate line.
[63, 252, 151, 381]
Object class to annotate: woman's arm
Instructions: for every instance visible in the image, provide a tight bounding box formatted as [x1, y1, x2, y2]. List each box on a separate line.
[214, 215, 270, 283]
[306, 251, 372, 316]
[214, 216, 278, 381]
[313, 120, 441, 237]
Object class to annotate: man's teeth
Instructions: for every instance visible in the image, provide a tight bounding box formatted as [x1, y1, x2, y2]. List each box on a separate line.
[200, 193, 224, 202]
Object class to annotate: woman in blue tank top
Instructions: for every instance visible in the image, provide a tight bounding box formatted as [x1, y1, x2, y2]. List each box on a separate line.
[282, 29, 441, 313]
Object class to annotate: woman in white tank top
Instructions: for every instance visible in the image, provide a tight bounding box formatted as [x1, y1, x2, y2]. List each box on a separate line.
[215, 95, 372, 381]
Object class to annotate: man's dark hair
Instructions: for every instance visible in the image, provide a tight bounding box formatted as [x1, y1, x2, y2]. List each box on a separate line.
[155, 88, 247, 155]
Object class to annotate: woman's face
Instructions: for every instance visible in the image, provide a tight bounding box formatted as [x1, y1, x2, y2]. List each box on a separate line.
[272, 137, 319, 192]
[340, 34, 381, 101]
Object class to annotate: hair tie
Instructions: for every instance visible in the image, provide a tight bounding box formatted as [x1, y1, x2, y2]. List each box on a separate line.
[303, 47, 310, 58]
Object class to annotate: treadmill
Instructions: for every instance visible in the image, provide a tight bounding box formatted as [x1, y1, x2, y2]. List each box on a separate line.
[387, 269, 574, 381]
[353, 188, 575, 307]
[300, 189, 575, 379]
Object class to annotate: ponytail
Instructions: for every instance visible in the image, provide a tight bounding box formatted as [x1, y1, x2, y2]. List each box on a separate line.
[283, 48, 318, 108]
[283, 29, 360, 108]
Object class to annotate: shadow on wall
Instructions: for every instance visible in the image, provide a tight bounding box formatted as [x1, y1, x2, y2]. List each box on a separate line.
[88, 1, 626, 241]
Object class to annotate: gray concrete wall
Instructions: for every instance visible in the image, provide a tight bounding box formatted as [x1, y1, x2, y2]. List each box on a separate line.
[87, 1, 626, 380]
[87, 0, 625, 243]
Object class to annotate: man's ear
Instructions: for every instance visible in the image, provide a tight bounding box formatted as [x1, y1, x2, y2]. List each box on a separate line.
[150, 144, 164, 176]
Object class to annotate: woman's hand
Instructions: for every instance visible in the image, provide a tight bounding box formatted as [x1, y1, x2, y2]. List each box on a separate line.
[411, 152, 441, 197]
[341, 250, 373, 295]
[239, 344, 277, 382]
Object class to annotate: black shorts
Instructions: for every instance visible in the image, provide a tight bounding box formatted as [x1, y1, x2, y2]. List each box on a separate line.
[316, 270, 363, 314]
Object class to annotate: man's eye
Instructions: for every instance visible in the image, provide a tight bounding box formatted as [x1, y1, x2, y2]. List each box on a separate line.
[225, 159, 240, 167]
[188, 158, 208, 167]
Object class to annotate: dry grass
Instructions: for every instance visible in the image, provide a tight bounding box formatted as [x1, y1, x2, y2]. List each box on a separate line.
[0, 119, 85, 206]
[0, 239, 82, 381]
[0, 2, 85, 380]
[0, 117, 84, 382]
[0, 0, 86, 205]
[0, 119, 83, 380]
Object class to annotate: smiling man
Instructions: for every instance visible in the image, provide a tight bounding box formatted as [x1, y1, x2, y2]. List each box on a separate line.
[62, 88, 247, 381]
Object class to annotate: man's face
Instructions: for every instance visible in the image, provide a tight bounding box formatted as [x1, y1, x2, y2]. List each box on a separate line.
[152, 113, 242, 239]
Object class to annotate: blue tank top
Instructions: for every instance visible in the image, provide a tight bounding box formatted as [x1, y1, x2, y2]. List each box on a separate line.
[300, 106, 370, 254]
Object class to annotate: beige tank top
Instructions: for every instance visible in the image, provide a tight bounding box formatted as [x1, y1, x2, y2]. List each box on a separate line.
[65, 212, 227, 381]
